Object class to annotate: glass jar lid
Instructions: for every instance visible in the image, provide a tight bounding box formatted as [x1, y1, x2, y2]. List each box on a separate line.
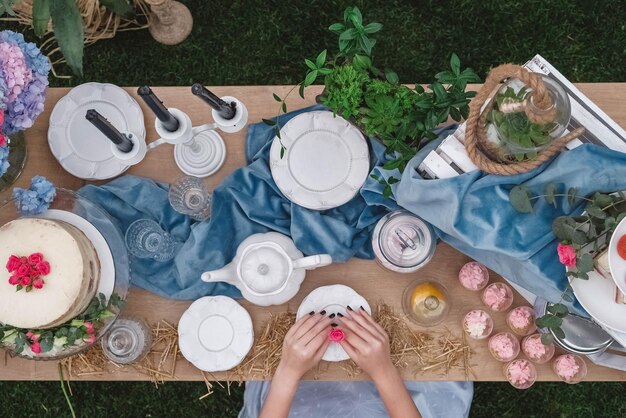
[372, 211, 436, 273]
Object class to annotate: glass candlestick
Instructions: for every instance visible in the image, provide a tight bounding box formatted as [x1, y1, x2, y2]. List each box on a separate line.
[101, 317, 152, 365]
[168, 175, 212, 221]
[125, 219, 182, 262]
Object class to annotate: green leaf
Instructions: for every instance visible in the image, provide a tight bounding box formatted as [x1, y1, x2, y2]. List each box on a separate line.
[357, 35, 375, 55]
[450, 53, 461, 75]
[352, 54, 371, 70]
[328, 22, 346, 34]
[262, 118, 276, 126]
[272, 93, 281, 102]
[567, 187, 577, 206]
[593, 192, 613, 208]
[274, 125, 281, 139]
[280, 146, 285, 159]
[339, 28, 358, 41]
[348, 6, 362, 26]
[547, 303, 569, 317]
[281, 102, 287, 113]
[585, 203, 607, 219]
[33, 0, 51, 37]
[298, 83, 305, 99]
[545, 183, 557, 207]
[536, 314, 563, 329]
[304, 70, 318, 87]
[40, 336, 54, 352]
[304, 58, 317, 70]
[540, 333, 554, 345]
[315, 49, 327, 68]
[552, 327, 566, 339]
[577, 253, 594, 274]
[383, 185, 392, 198]
[430, 82, 447, 102]
[509, 185, 534, 213]
[384, 69, 399, 84]
[51, 0, 84, 76]
[100, 0, 134, 17]
[0, 0, 16, 16]
[363, 22, 383, 34]
[552, 216, 587, 245]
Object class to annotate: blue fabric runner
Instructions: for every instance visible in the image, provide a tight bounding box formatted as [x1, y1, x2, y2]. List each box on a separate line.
[79, 105, 391, 299]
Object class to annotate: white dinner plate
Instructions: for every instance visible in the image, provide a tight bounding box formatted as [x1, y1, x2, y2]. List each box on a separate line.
[296, 284, 371, 362]
[38, 209, 115, 300]
[178, 296, 254, 372]
[48, 83, 145, 180]
[269, 111, 370, 210]
[607, 216, 626, 297]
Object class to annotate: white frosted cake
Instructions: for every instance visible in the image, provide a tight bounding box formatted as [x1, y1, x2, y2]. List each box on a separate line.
[0, 218, 101, 329]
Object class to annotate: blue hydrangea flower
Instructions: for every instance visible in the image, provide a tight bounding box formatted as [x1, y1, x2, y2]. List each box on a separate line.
[12, 175, 56, 215]
[0, 31, 51, 76]
[0, 144, 9, 177]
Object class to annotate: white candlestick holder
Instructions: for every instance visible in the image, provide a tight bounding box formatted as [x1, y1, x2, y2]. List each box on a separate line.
[146, 97, 248, 178]
[110, 132, 148, 166]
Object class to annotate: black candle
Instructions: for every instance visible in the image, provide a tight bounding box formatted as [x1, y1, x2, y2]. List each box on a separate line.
[191, 83, 236, 120]
[137, 86, 180, 132]
[85, 109, 134, 153]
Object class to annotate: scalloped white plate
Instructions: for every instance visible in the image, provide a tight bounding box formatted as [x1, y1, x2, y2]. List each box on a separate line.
[48, 83, 145, 180]
[178, 296, 254, 372]
[270, 111, 370, 210]
[607, 216, 626, 297]
[296, 284, 371, 362]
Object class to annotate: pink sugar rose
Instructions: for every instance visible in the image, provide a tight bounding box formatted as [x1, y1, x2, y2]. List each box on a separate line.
[28, 253, 43, 265]
[35, 261, 50, 275]
[84, 321, 95, 334]
[26, 331, 40, 342]
[0, 133, 5, 147]
[30, 342, 42, 354]
[5, 255, 21, 272]
[16, 263, 30, 276]
[557, 243, 576, 267]
[8, 274, 19, 285]
[83, 334, 96, 344]
[32, 278, 44, 289]
[328, 328, 345, 343]
[20, 275, 31, 286]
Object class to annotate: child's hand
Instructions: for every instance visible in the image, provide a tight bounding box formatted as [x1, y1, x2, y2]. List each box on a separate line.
[275, 312, 332, 382]
[338, 307, 395, 382]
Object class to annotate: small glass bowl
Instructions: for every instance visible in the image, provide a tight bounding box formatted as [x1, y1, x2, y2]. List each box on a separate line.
[462, 309, 494, 340]
[488, 332, 520, 362]
[458, 261, 489, 291]
[506, 306, 537, 336]
[553, 354, 587, 384]
[504, 359, 537, 389]
[402, 279, 450, 327]
[482, 282, 514, 312]
[522, 334, 555, 364]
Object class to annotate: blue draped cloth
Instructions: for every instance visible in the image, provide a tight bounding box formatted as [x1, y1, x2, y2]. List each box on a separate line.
[79, 105, 390, 299]
[363, 139, 626, 307]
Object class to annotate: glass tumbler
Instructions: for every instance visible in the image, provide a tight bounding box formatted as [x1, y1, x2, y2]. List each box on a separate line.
[168, 176, 212, 221]
[101, 317, 152, 365]
[125, 219, 182, 262]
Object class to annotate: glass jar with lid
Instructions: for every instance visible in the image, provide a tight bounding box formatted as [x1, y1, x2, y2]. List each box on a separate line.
[372, 210, 436, 273]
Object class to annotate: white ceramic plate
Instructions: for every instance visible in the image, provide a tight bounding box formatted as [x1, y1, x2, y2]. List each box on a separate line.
[607, 216, 626, 297]
[270, 111, 370, 210]
[39, 209, 115, 300]
[48, 83, 145, 180]
[178, 296, 254, 372]
[296, 284, 371, 362]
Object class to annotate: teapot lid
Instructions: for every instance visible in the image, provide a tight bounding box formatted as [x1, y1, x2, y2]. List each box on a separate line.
[239, 243, 291, 295]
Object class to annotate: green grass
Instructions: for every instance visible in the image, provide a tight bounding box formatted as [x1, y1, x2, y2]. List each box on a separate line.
[3, 0, 626, 416]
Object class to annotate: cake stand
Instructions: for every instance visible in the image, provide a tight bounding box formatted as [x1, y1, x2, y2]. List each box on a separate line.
[0, 189, 130, 360]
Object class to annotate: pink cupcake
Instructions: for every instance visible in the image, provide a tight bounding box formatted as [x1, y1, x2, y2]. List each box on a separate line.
[506, 306, 537, 336]
[522, 334, 555, 364]
[458, 261, 489, 291]
[553, 354, 587, 384]
[481, 282, 514, 312]
[488, 332, 520, 362]
[463, 310, 493, 340]
[505, 359, 537, 389]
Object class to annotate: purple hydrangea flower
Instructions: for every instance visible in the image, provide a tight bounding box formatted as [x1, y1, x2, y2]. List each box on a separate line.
[12, 175, 56, 215]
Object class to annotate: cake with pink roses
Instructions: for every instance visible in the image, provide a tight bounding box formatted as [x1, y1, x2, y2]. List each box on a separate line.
[0, 218, 100, 329]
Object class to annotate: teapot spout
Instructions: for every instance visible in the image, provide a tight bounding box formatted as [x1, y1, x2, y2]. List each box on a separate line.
[201, 264, 236, 284]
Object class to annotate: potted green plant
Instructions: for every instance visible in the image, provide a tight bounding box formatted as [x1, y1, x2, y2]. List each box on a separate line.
[267, 6, 480, 195]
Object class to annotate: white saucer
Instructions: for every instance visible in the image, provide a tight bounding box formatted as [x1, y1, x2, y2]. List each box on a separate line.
[270, 111, 370, 210]
[48, 83, 145, 180]
[174, 130, 226, 178]
[607, 216, 626, 297]
[38, 209, 115, 300]
[296, 284, 371, 362]
[178, 296, 254, 372]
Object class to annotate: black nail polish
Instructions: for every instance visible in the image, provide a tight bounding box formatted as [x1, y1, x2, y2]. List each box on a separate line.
[331, 323, 338, 327]
[329, 313, 336, 319]
[320, 310, 326, 315]
[360, 306, 365, 311]
[337, 312, 344, 318]
[347, 306, 353, 311]
[309, 311, 315, 315]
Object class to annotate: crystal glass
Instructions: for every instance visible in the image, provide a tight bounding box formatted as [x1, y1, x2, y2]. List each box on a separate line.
[458, 261, 489, 291]
[507, 306, 537, 336]
[505, 359, 537, 389]
[552, 354, 587, 384]
[168, 176, 212, 221]
[522, 334, 555, 364]
[402, 279, 450, 326]
[481, 282, 514, 312]
[101, 317, 151, 364]
[125, 219, 182, 262]
[0, 132, 27, 193]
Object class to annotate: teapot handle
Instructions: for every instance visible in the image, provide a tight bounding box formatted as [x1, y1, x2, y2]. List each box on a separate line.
[293, 254, 333, 270]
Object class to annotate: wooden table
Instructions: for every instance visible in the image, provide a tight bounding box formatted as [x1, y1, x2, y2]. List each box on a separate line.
[2, 84, 626, 382]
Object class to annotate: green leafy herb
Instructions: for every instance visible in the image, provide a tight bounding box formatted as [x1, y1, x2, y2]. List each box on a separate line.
[50, 0, 85, 76]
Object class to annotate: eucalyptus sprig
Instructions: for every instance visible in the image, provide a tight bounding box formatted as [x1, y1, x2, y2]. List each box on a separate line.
[509, 183, 626, 342]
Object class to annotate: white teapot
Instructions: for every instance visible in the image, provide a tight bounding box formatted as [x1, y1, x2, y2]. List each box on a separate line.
[201, 232, 332, 306]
